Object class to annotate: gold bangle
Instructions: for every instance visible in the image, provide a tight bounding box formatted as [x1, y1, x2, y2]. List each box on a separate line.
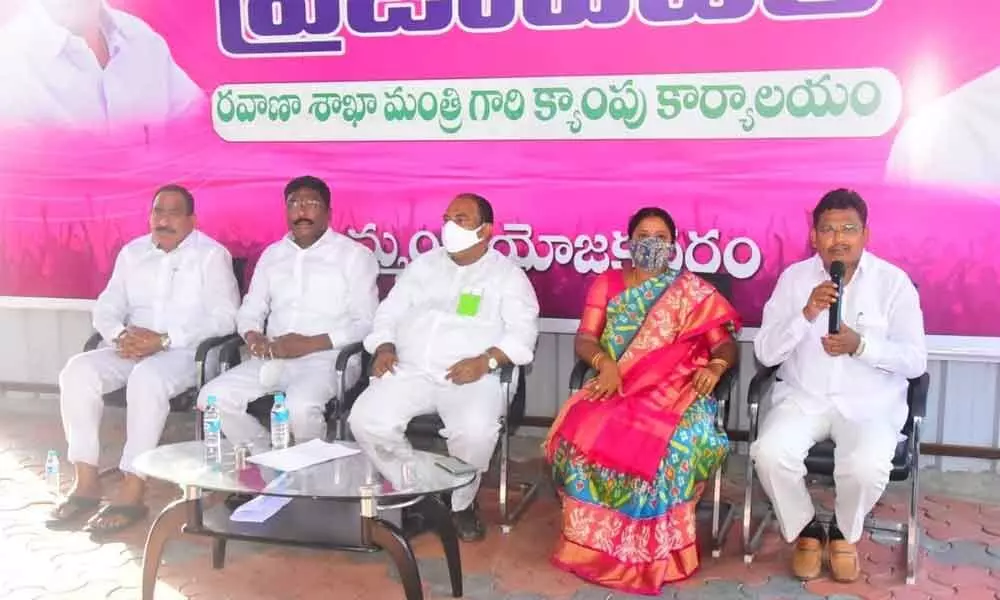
[708, 358, 729, 370]
[591, 352, 605, 370]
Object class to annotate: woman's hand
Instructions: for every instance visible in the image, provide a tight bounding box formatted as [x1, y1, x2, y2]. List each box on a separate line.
[585, 359, 622, 401]
[692, 362, 726, 397]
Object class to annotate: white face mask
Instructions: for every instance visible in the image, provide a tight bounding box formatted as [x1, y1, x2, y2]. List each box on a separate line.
[441, 220, 484, 254]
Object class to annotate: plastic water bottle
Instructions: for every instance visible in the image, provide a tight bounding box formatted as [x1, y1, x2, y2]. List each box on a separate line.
[203, 395, 223, 465]
[271, 392, 291, 450]
[44, 450, 61, 497]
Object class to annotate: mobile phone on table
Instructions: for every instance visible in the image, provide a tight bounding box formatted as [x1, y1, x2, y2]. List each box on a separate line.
[434, 455, 478, 476]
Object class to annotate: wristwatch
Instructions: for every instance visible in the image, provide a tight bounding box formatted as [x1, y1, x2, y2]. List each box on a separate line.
[160, 333, 172, 350]
[485, 353, 499, 371]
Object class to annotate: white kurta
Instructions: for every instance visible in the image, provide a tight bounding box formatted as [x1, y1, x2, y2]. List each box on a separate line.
[886, 67, 1000, 192]
[59, 231, 240, 474]
[750, 251, 927, 543]
[348, 247, 540, 511]
[0, 1, 203, 132]
[198, 229, 379, 447]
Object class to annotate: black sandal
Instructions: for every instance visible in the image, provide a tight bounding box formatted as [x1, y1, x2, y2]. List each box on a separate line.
[84, 503, 149, 536]
[46, 495, 101, 527]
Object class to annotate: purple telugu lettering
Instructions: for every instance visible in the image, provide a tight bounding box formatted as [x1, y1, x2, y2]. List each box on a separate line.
[522, 0, 631, 28]
[217, 0, 344, 55]
[457, 0, 517, 30]
[637, 0, 755, 23]
[346, 0, 452, 34]
[763, 0, 881, 17]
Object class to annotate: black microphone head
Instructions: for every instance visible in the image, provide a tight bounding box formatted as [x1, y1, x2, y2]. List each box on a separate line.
[830, 260, 845, 280]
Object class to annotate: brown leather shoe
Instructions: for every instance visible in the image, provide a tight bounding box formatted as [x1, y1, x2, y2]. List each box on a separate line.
[829, 540, 860, 582]
[792, 537, 824, 580]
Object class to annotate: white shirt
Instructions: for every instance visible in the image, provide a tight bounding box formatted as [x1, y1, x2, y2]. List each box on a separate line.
[93, 230, 240, 349]
[886, 67, 1000, 192]
[238, 229, 379, 351]
[753, 252, 927, 430]
[365, 248, 540, 377]
[0, 1, 203, 131]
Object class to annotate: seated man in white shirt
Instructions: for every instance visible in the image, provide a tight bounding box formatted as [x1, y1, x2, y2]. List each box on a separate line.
[886, 67, 1000, 192]
[0, 0, 203, 129]
[750, 189, 927, 583]
[198, 176, 379, 455]
[52, 184, 240, 534]
[348, 193, 540, 542]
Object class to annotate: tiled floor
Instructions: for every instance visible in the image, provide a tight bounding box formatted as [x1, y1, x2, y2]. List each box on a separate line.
[1, 391, 999, 599]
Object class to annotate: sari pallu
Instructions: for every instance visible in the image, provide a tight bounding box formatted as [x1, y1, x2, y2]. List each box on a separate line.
[544, 268, 741, 595]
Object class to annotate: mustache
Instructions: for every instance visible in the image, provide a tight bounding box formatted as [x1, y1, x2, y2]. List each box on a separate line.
[294, 218, 314, 226]
[154, 227, 176, 234]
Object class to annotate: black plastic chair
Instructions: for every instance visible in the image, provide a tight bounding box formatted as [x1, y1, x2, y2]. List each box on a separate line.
[335, 343, 540, 534]
[82, 257, 247, 476]
[741, 364, 929, 584]
[564, 271, 740, 558]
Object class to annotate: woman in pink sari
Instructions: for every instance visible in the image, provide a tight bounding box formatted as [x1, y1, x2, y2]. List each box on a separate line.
[544, 207, 741, 595]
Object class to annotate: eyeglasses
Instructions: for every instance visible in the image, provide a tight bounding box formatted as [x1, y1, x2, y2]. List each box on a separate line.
[152, 207, 187, 218]
[286, 197, 324, 209]
[816, 223, 863, 236]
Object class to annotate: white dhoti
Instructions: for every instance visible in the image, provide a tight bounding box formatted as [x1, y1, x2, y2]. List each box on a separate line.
[749, 400, 900, 543]
[58, 347, 197, 475]
[347, 367, 505, 512]
[197, 351, 360, 447]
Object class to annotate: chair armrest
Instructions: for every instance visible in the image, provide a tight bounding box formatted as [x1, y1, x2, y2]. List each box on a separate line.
[500, 363, 515, 384]
[195, 334, 241, 363]
[747, 364, 780, 412]
[569, 359, 595, 392]
[335, 342, 367, 405]
[335, 342, 365, 372]
[746, 363, 779, 444]
[194, 333, 243, 389]
[713, 367, 737, 430]
[218, 334, 246, 356]
[84, 332, 104, 352]
[907, 373, 930, 419]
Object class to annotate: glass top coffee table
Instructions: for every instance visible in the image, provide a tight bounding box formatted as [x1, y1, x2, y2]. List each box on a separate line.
[133, 440, 476, 600]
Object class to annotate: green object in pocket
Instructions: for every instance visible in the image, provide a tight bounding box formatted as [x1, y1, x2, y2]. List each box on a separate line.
[456, 292, 481, 317]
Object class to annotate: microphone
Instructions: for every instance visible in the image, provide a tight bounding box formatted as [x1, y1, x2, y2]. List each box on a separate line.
[828, 260, 845, 334]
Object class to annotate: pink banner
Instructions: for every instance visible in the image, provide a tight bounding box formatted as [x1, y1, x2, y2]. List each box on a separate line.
[1, 0, 999, 335]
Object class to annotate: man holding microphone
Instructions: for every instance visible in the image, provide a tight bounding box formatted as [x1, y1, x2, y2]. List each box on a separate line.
[750, 189, 927, 583]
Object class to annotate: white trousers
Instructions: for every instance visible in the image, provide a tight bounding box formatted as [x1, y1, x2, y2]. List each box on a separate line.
[749, 400, 900, 543]
[59, 347, 197, 475]
[197, 352, 355, 447]
[347, 367, 505, 512]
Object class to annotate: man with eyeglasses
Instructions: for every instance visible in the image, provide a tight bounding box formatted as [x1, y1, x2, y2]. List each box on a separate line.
[52, 184, 240, 534]
[749, 189, 927, 583]
[198, 176, 379, 454]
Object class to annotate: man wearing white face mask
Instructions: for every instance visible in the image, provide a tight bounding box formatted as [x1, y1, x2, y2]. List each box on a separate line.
[348, 193, 540, 542]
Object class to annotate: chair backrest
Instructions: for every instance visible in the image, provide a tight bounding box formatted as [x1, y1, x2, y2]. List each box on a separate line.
[232, 257, 248, 296]
[697, 271, 734, 303]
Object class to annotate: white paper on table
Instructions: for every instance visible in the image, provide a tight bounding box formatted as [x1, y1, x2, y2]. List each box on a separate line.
[246, 438, 361, 472]
[229, 494, 293, 523]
